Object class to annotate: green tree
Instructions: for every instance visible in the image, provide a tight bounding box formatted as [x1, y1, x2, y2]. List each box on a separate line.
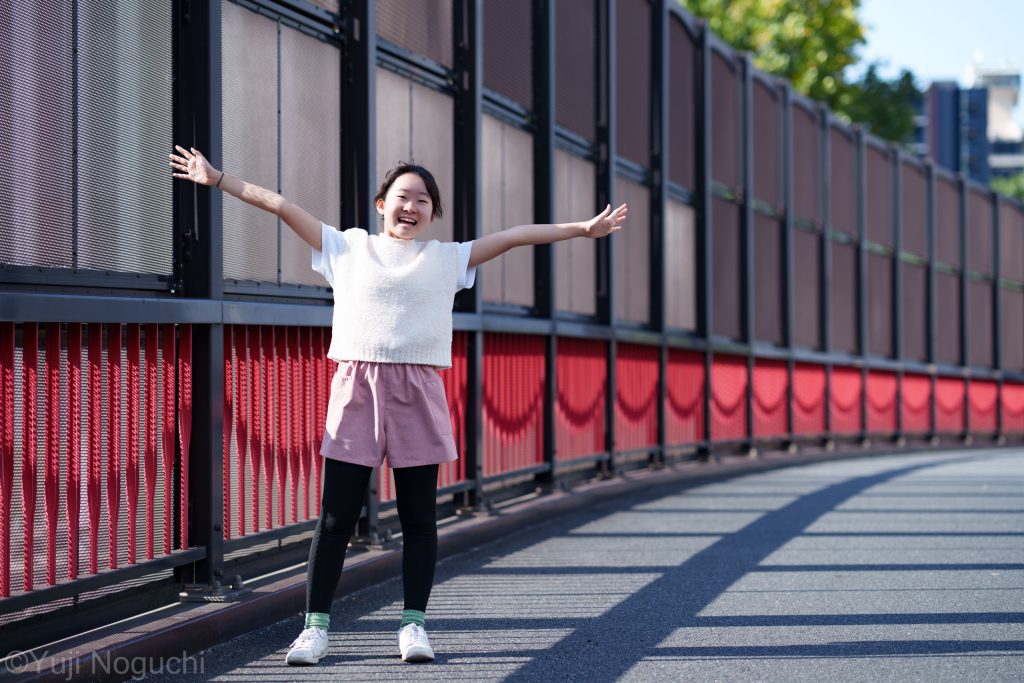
[991, 172, 1024, 202]
[679, 0, 921, 144]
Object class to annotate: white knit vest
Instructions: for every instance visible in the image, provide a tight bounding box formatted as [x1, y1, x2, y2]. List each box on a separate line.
[325, 229, 460, 368]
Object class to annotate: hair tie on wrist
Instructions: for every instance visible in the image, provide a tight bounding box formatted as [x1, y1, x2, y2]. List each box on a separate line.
[216, 170, 225, 188]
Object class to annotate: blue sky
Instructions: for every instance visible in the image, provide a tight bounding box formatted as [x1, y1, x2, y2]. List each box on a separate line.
[855, 0, 1024, 123]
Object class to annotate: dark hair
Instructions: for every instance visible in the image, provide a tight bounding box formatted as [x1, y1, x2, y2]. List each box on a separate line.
[374, 163, 444, 220]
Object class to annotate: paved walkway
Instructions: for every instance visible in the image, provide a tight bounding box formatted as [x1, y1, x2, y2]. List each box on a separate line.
[150, 449, 1024, 682]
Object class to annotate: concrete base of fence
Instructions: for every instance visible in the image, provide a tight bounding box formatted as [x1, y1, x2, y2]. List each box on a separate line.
[6, 443, 996, 682]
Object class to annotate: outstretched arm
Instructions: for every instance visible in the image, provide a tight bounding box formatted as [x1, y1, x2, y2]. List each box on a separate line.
[169, 145, 322, 251]
[467, 203, 628, 268]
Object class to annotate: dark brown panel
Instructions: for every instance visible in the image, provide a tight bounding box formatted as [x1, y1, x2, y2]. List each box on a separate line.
[865, 146, 892, 246]
[614, 177, 650, 322]
[556, 0, 595, 140]
[999, 203, 1024, 282]
[792, 105, 820, 223]
[668, 17, 696, 189]
[710, 52, 740, 189]
[712, 197, 742, 339]
[752, 80, 781, 207]
[1001, 288, 1024, 370]
[615, 0, 651, 165]
[793, 228, 821, 349]
[484, 1, 532, 107]
[901, 161, 927, 257]
[902, 262, 927, 361]
[967, 189, 993, 276]
[830, 240, 857, 353]
[377, 0, 453, 67]
[754, 215, 783, 344]
[665, 199, 697, 329]
[968, 279, 993, 367]
[935, 271, 961, 364]
[868, 252, 893, 357]
[555, 149, 597, 315]
[829, 127, 856, 235]
[0, 2, 74, 269]
[935, 177, 961, 267]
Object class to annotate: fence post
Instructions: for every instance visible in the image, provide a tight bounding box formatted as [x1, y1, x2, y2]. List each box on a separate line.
[819, 106, 832, 445]
[695, 21, 713, 459]
[740, 55, 755, 455]
[652, 0, 668, 465]
[173, 0, 224, 592]
[893, 149, 904, 445]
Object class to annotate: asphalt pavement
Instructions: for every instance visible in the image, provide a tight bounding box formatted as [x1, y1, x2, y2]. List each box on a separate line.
[145, 448, 1024, 682]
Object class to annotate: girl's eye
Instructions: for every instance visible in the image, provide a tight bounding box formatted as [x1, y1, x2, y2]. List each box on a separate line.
[418, 200, 428, 205]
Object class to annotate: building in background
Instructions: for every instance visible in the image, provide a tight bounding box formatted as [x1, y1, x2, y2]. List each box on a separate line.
[914, 63, 1024, 183]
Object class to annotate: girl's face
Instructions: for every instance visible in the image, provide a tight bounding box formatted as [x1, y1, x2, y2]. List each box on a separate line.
[376, 172, 435, 240]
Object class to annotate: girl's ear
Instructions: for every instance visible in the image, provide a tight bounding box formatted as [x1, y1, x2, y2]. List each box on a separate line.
[375, 198, 385, 216]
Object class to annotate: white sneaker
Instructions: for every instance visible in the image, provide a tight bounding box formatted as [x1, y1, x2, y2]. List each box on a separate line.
[285, 627, 328, 665]
[398, 623, 435, 662]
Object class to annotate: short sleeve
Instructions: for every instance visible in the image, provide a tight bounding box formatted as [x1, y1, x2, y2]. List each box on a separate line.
[312, 223, 346, 287]
[456, 241, 477, 291]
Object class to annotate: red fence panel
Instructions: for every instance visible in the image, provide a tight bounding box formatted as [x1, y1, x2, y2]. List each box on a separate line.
[792, 363, 826, 435]
[615, 344, 659, 451]
[935, 376, 965, 433]
[482, 334, 545, 478]
[901, 373, 931, 434]
[830, 366, 862, 434]
[556, 338, 607, 461]
[1003, 383, 1024, 434]
[753, 359, 788, 438]
[711, 354, 747, 441]
[1, 323, 13, 596]
[866, 371, 897, 434]
[969, 380, 998, 434]
[665, 349, 703, 445]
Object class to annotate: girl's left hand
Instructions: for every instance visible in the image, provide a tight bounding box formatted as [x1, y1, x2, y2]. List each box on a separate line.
[583, 203, 628, 238]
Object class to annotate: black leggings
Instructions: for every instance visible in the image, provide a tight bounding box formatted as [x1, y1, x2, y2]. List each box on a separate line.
[306, 458, 439, 615]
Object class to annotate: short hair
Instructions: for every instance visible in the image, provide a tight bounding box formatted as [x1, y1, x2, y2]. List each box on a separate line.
[374, 163, 444, 220]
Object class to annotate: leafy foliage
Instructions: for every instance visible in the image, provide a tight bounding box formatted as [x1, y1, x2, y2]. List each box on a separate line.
[990, 172, 1024, 202]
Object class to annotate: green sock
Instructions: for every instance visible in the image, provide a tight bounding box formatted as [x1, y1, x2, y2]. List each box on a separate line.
[400, 609, 425, 628]
[305, 612, 330, 630]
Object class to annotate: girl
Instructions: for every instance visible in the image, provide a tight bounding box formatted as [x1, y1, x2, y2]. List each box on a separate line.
[169, 145, 627, 665]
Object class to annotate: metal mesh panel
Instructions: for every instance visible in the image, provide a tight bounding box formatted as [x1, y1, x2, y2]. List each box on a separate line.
[554, 150, 596, 315]
[792, 105, 820, 223]
[222, 2, 279, 282]
[710, 52, 739, 188]
[665, 199, 696, 330]
[999, 203, 1024, 282]
[829, 127, 855, 235]
[712, 197, 742, 339]
[901, 161, 927, 257]
[377, 0, 452, 67]
[868, 253, 892, 357]
[377, 67, 413, 182]
[616, 0, 651, 166]
[830, 240, 857, 353]
[967, 189, 993, 276]
[76, 0, 174, 275]
[753, 215, 783, 344]
[935, 177, 960, 267]
[411, 82, 455, 242]
[555, 0, 595, 141]
[864, 146, 892, 246]
[481, 115, 534, 307]
[902, 262, 927, 361]
[968, 280, 993, 368]
[614, 177, 650, 323]
[668, 17, 696, 189]
[280, 28, 340, 288]
[483, 0, 531, 108]
[936, 271, 961, 364]
[793, 228, 821, 349]
[0, 2, 74, 269]
[1002, 288, 1024, 371]
[752, 80, 781, 207]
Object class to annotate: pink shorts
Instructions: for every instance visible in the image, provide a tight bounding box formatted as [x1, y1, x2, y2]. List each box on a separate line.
[319, 361, 459, 468]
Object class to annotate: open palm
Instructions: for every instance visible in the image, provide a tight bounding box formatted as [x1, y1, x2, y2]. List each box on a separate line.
[584, 203, 628, 238]
[169, 145, 218, 186]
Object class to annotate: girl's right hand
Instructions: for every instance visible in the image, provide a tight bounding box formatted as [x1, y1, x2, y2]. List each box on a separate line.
[169, 145, 219, 186]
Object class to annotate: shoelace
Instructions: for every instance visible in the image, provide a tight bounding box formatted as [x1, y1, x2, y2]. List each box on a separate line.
[291, 627, 325, 649]
[404, 624, 429, 646]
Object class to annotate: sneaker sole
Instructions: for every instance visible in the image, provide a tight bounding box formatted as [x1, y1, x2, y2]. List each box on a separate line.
[401, 646, 435, 663]
[286, 653, 323, 666]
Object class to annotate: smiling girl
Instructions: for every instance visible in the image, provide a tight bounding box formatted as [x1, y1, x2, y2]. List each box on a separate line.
[169, 145, 627, 666]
